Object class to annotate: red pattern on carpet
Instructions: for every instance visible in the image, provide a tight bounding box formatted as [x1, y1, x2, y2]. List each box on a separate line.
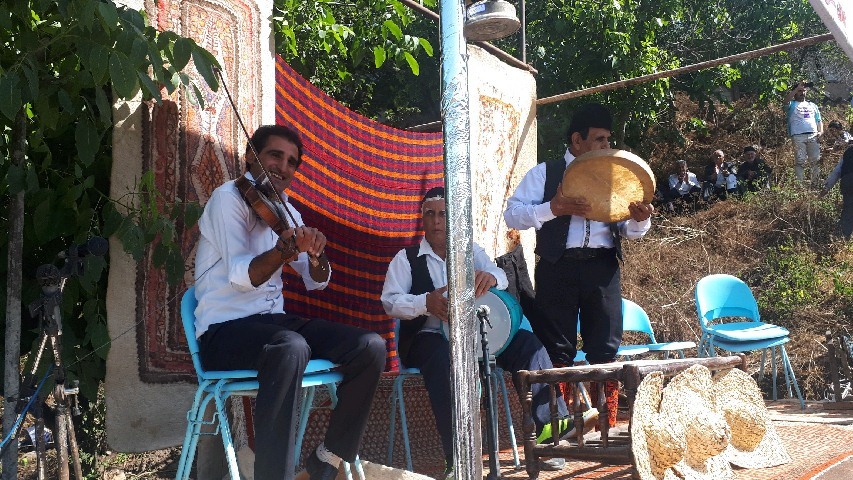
[274, 56, 445, 371]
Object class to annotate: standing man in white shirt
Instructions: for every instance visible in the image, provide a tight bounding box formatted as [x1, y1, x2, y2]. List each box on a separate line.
[503, 103, 653, 428]
[784, 80, 824, 185]
[381, 187, 574, 477]
[193, 125, 385, 480]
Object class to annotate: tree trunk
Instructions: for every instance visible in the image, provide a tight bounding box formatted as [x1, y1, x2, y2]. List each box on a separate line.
[3, 109, 26, 480]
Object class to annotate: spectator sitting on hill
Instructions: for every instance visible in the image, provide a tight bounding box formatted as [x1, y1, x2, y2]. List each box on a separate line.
[828, 120, 853, 150]
[737, 145, 772, 193]
[703, 149, 739, 201]
[664, 159, 702, 212]
[820, 145, 853, 239]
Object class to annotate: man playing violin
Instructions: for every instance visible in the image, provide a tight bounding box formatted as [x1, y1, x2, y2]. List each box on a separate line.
[381, 187, 578, 477]
[193, 125, 385, 480]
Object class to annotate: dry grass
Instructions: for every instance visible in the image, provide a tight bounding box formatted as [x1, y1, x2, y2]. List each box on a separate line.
[621, 95, 853, 400]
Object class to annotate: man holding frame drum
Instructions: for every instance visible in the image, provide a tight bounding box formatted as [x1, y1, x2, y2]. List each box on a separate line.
[381, 187, 573, 477]
[504, 103, 654, 429]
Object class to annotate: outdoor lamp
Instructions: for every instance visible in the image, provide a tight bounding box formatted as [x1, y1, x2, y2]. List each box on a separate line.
[464, 0, 520, 42]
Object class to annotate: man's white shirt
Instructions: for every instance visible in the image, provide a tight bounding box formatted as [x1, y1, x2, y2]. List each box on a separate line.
[503, 148, 651, 248]
[381, 238, 508, 331]
[193, 173, 330, 338]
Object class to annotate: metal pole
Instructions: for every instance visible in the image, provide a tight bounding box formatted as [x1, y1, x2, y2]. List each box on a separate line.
[439, 1, 481, 479]
[519, 0, 527, 64]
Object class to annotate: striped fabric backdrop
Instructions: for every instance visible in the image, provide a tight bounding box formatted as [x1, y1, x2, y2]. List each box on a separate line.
[275, 55, 444, 371]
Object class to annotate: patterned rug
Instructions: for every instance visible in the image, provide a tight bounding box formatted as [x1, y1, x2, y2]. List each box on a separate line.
[275, 55, 444, 373]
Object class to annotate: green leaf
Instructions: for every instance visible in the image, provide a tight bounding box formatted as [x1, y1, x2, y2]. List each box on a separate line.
[403, 51, 419, 76]
[75, 119, 101, 166]
[137, 72, 161, 101]
[88, 44, 111, 85]
[172, 38, 194, 71]
[109, 51, 138, 99]
[373, 46, 387, 68]
[0, 72, 22, 120]
[102, 203, 125, 237]
[33, 197, 54, 243]
[119, 223, 146, 261]
[418, 38, 434, 56]
[130, 37, 149, 68]
[98, 2, 119, 27]
[95, 87, 112, 126]
[384, 20, 403, 40]
[21, 62, 38, 102]
[35, 91, 58, 130]
[190, 83, 206, 109]
[191, 47, 220, 91]
[88, 321, 111, 359]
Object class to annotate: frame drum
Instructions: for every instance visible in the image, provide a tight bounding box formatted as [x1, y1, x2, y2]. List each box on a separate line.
[442, 288, 521, 358]
[560, 148, 656, 223]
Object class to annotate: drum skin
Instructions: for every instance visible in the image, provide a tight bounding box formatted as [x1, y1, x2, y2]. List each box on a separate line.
[441, 288, 522, 357]
[560, 148, 656, 223]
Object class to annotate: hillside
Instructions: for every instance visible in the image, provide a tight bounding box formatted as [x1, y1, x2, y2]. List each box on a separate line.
[621, 93, 853, 398]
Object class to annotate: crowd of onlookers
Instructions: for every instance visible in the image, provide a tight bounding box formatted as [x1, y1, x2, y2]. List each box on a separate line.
[655, 119, 853, 215]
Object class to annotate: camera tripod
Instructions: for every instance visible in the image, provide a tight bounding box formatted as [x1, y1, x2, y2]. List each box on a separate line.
[18, 237, 107, 480]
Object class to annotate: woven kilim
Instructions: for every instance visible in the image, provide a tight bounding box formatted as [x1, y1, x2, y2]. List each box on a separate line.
[274, 55, 445, 371]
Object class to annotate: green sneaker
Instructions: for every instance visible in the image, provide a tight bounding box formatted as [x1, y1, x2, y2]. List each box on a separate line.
[536, 417, 573, 444]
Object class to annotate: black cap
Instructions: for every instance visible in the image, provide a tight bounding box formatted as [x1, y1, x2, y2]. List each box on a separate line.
[743, 145, 757, 153]
[567, 103, 613, 140]
[421, 186, 445, 205]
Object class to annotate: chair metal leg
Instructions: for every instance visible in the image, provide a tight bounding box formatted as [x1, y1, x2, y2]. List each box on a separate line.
[495, 370, 520, 468]
[212, 385, 241, 480]
[771, 346, 778, 401]
[780, 346, 805, 409]
[397, 378, 413, 471]
[759, 348, 767, 380]
[387, 379, 399, 465]
[176, 389, 216, 480]
[295, 386, 317, 465]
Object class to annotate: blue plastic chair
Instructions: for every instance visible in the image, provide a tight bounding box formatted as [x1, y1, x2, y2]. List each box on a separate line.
[387, 318, 521, 471]
[176, 286, 362, 480]
[694, 274, 804, 408]
[622, 298, 696, 358]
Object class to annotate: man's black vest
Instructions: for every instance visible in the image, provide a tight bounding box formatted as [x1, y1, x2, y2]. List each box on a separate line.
[535, 158, 622, 264]
[396, 245, 436, 362]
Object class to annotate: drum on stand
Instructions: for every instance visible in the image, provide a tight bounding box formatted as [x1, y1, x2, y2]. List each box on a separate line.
[441, 288, 522, 358]
[561, 148, 656, 223]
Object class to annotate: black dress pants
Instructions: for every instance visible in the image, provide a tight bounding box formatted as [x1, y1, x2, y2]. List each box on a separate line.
[532, 251, 622, 366]
[199, 314, 386, 480]
[402, 329, 569, 464]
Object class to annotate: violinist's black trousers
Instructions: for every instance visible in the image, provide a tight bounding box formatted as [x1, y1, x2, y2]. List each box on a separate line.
[200, 314, 385, 480]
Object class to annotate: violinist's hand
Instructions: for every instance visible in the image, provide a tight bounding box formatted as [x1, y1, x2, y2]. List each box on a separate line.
[474, 271, 497, 298]
[426, 286, 449, 322]
[628, 201, 654, 222]
[294, 226, 326, 257]
[550, 183, 591, 217]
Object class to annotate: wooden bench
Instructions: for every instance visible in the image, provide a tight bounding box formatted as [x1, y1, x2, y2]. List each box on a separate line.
[516, 355, 746, 479]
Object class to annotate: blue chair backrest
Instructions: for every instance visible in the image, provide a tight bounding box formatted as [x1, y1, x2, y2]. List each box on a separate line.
[694, 274, 760, 329]
[621, 298, 657, 343]
[181, 286, 207, 379]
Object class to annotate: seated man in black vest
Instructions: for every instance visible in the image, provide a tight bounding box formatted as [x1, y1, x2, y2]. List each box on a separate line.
[503, 103, 654, 429]
[381, 187, 577, 477]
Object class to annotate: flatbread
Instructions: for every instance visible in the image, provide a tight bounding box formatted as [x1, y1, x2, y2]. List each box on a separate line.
[560, 149, 656, 222]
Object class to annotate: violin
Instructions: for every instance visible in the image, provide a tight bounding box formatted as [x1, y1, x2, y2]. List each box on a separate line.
[215, 68, 327, 272]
